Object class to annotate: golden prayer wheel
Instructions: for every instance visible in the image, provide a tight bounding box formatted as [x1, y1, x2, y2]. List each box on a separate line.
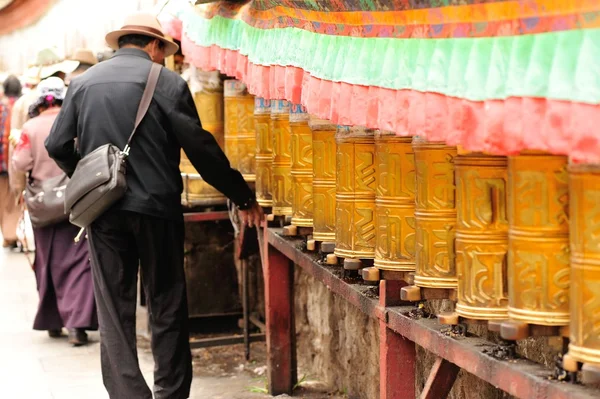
[455, 154, 509, 320]
[224, 79, 256, 182]
[507, 153, 569, 326]
[413, 137, 457, 289]
[334, 126, 377, 260]
[374, 132, 416, 271]
[290, 105, 313, 227]
[567, 163, 600, 366]
[180, 80, 226, 206]
[310, 117, 337, 243]
[254, 97, 273, 207]
[270, 100, 293, 216]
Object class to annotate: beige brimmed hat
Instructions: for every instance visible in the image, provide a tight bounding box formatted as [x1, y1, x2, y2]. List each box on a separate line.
[105, 12, 179, 57]
[69, 48, 98, 66]
[24, 48, 80, 80]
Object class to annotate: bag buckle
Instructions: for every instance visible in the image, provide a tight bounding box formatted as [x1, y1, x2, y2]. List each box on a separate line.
[122, 145, 131, 157]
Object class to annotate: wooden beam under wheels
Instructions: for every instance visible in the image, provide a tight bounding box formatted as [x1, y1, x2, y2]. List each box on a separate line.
[421, 357, 460, 399]
[263, 242, 296, 395]
[266, 229, 600, 399]
[379, 280, 416, 399]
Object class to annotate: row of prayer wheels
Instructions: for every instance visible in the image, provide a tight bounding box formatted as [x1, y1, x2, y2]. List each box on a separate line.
[214, 89, 598, 373]
[183, 77, 599, 375]
[180, 78, 257, 207]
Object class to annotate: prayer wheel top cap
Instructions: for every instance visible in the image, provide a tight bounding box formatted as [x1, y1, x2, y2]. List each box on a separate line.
[455, 153, 507, 168]
[336, 125, 376, 138]
[308, 116, 336, 131]
[224, 79, 248, 97]
[375, 130, 413, 142]
[374, 130, 396, 138]
[289, 104, 309, 122]
[271, 99, 290, 114]
[568, 162, 600, 173]
[254, 97, 271, 114]
[412, 135, 454, 149]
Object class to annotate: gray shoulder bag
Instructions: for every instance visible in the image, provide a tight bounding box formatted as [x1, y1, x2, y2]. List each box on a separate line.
[64, 63, 161, 237]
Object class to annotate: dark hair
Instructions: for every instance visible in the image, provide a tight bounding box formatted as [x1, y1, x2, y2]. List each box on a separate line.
[118, 34, 165, 50]
[3, 75, 22, 98]
[28, 97, 63, 119]
[49, 71, 66, 80]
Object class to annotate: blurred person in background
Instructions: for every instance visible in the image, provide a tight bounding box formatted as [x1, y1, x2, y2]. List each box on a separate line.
[65, 48, 98, 86]
[12, 77, 97, 345]
[0, 79, 20, 248]
[3, 75, 22, 107]
[9, 48, 78, 196]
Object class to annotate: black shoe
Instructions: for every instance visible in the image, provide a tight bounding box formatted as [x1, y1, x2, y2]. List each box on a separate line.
[48, 329, 63, 338]
[68, 329, 88, 346]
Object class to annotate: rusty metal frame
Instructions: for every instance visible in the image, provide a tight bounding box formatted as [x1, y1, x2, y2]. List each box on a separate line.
[264, 228, 599, 399]
[183, 211, 230, 222]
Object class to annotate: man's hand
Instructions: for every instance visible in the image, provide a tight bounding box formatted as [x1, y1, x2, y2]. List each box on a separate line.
[239, 202, 264, 228]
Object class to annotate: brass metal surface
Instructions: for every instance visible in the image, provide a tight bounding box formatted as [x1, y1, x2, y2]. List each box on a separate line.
[334, 126, 377, 259]
[455, 154, 509, 320]
[310, 118, 337, 242]
[290, 105, 313, 227]
[413, 138, 458, 289]
[568, 163, 600, 365]
[270, 100, 293, 216]
[374, 132, 416, 272]
[181, 90, 226, 206]
[508, 154, 570, 326]
[254, 97, 273, 207]
[224, 80, 256, 182]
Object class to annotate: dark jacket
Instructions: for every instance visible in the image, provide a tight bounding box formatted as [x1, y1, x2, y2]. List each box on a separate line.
[45, 48, 254, 221]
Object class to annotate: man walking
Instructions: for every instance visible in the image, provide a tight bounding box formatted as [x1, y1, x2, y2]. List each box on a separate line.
[45, 12, 262, 399]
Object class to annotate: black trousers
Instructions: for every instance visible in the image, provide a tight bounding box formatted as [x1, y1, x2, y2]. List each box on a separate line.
[87, 210, 192, 399]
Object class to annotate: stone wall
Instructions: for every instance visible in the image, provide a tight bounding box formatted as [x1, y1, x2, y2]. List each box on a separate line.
[293, 268, 563, 399]
[294, 269, 380, 399]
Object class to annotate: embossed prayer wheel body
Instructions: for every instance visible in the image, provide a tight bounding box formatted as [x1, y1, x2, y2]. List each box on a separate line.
[254, 98, 272, 207]
[374, 132, 416, 271]
[180, 87, 226, 206]
[568, 163, 600, 365]
[290, 105, 313, 227]
[334, 126, 377, 260]
[310, 118, 337, 243]
[508, 154, 569, 326]
[224, 80, 256, 182]
[270, 100, 293, 216]
[455, 154, 509, 320]
[413, 138, 457, 289]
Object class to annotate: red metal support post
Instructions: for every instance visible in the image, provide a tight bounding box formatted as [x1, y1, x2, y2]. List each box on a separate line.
[420, 357, 460, 399]
[263, 226, 296, 395]
[379, 280, 416, 399]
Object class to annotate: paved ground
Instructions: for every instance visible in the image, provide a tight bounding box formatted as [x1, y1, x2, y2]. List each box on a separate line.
[0, 244, 340, 399]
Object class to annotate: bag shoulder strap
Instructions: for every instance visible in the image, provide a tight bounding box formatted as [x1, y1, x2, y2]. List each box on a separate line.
[122, 63, 162, 156]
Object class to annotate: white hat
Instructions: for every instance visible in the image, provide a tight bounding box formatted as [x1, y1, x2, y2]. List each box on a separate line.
[37, 77, 66, 101]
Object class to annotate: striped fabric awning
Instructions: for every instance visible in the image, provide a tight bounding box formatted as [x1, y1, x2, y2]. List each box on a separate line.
[0, 0, 56, 35]
[168, 0, 600, 163]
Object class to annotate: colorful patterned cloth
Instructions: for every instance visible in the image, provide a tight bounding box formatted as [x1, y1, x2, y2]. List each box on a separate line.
[0, 100, 9, 174]
[168, 0, 600, 162]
